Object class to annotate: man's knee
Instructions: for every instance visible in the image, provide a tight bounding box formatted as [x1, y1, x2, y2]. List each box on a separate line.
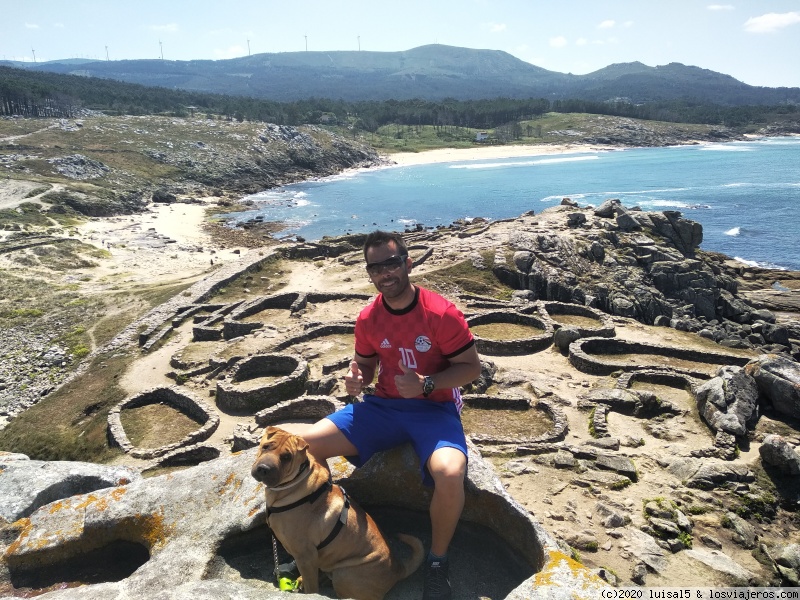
[428, 447, 467, 486]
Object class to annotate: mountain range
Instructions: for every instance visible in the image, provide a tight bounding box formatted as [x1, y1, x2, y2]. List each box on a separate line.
[4, 44, 799, 106]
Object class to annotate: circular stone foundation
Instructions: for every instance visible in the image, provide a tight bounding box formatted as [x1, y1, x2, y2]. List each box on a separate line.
[466, 311, 553, 355]
[107, 386, 220, 459]
[461, 395, 567, 446]
[541, 301, 615, 337]
[568, 336, 751, 377]
[617, 369, 701, 409]
[215, 353, 309, 414]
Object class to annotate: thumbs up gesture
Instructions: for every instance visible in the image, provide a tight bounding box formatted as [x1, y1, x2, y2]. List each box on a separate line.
[395, 359, 423, 398]
[344, 361, 364, 397]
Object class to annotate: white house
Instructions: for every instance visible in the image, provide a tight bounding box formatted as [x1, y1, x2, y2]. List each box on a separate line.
[475, 131, 489, 142]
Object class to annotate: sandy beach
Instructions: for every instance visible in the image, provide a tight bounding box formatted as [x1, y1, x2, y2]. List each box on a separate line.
[386, 142, 609, 166]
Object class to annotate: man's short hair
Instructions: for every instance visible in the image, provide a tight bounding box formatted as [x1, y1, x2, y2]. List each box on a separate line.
[363, 230, 408, 260]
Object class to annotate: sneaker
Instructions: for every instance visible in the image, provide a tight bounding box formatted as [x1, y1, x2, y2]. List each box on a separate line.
[422, 559, 452, 600]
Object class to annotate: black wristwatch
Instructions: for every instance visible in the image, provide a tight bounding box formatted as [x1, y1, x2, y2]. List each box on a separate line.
[422, 376, 435, 397]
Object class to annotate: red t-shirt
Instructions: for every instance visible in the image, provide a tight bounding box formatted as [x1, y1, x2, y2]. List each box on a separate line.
[354, 286, 475, 407]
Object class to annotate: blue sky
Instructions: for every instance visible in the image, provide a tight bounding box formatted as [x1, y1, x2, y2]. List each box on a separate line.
[2, 0, 799, 87]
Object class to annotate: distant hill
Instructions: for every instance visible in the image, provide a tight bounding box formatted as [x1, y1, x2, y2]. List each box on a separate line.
[4, 44, 799, 105]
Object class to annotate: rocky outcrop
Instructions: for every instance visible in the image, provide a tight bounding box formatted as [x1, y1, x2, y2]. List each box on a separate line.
[694, 366, 760, 437]
[492, 206, 800, 361]
[759, 435, 800, 475]
[0, 446, 607, 599]
[745, 354, 800, 419]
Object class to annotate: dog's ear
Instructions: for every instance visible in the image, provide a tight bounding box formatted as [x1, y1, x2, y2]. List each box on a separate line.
[296, 437, 310, 457]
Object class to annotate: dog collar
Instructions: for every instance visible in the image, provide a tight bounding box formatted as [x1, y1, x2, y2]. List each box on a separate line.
[267, 478, 332, 516]
[266, 459, 311, 492]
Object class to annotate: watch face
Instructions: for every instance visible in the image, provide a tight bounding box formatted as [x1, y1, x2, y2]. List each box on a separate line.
[423, 377, 435, 395]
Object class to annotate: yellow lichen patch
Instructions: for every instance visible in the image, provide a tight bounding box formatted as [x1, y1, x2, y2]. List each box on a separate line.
[219, 472, 243, 497]
[118, 510, 173, 550]
[48, 500, 66, 514]
[528, 549, 608, 595]
[3, 518, 33, 557]
[75, 494, 101, 511]
[110, 488, 127, 502]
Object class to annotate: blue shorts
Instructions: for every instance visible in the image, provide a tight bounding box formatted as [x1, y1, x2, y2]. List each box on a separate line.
[325, 394, 467, 487]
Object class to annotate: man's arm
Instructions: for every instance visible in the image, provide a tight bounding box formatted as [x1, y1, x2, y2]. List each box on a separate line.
[395, 344, 481, 398]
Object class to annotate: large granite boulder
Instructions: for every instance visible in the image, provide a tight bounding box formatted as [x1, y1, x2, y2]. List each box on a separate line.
[763, 543, 800, 586]
[744, 354, 800, 419]
[759, 434, 800, 475]
[666, 457, 755, 489]
[684, 548, 756, 586]
[0, 453, 141, 523]
[0, 445, 604, 599]
[694, 366, 760, 436]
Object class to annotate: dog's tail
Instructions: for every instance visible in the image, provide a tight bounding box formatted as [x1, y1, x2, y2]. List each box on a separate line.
[393, 533, 425, 580]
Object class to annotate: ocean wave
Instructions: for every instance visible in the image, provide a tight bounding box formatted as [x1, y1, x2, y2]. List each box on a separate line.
[699, 144, 754, 152]
[725, 227, 741, 236]
[588, 187, 690, 196]
[638, 199, 685, 207]
[733, 256, 788, 270]
[450, 155, 599, 170]
[539, 193, 589, 202]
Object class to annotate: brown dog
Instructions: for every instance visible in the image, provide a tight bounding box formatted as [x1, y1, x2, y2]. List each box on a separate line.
[251, 426, 424, 600]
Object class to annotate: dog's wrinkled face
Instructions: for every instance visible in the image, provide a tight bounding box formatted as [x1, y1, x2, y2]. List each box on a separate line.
[251, 426, 310, 488]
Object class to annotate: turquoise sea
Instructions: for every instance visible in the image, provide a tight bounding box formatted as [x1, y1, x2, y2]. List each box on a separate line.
[235, 136, 800, 271]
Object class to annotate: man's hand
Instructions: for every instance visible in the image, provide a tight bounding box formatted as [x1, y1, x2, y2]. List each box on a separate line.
[395, 359, 424, 398]
[344, 361, 364, 396]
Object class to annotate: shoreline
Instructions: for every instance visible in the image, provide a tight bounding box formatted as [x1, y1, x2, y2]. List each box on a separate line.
[383, 142, 616, 167]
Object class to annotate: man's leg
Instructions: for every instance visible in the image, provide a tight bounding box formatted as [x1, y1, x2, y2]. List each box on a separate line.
[423, 446, 465, 600]
[426, 446, 466, 556]
[279, 418, 358, 462]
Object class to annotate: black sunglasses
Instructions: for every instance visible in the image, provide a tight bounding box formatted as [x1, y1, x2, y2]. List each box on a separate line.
[366, 254, 408, 275]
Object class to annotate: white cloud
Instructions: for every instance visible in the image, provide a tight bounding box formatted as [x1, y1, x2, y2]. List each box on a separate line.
[485, 22, 507, 33]
[708, 4, 735, 10]
[25, 23, 40, 29]
[549, 36, 568, 48]
[575, 38, 588, 46]
[53, 23, 65, 28]
[744, 11, 800, 33]
[598, 20, 615, 29]
[622, 21, 634, 28]
[214, 45, 246, 59]
[150, 23, 179, 33]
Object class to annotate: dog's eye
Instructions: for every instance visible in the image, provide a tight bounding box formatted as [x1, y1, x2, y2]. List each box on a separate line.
[279, 452, 292, 463]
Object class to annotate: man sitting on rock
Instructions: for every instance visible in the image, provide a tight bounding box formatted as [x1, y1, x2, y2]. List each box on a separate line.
[286, 229, 481, 600]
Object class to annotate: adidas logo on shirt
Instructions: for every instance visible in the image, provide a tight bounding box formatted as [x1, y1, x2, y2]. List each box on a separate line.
[380, 338, 392, 349]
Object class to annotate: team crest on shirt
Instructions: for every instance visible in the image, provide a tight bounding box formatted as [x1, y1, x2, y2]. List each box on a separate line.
[414, 335, 432, 352]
